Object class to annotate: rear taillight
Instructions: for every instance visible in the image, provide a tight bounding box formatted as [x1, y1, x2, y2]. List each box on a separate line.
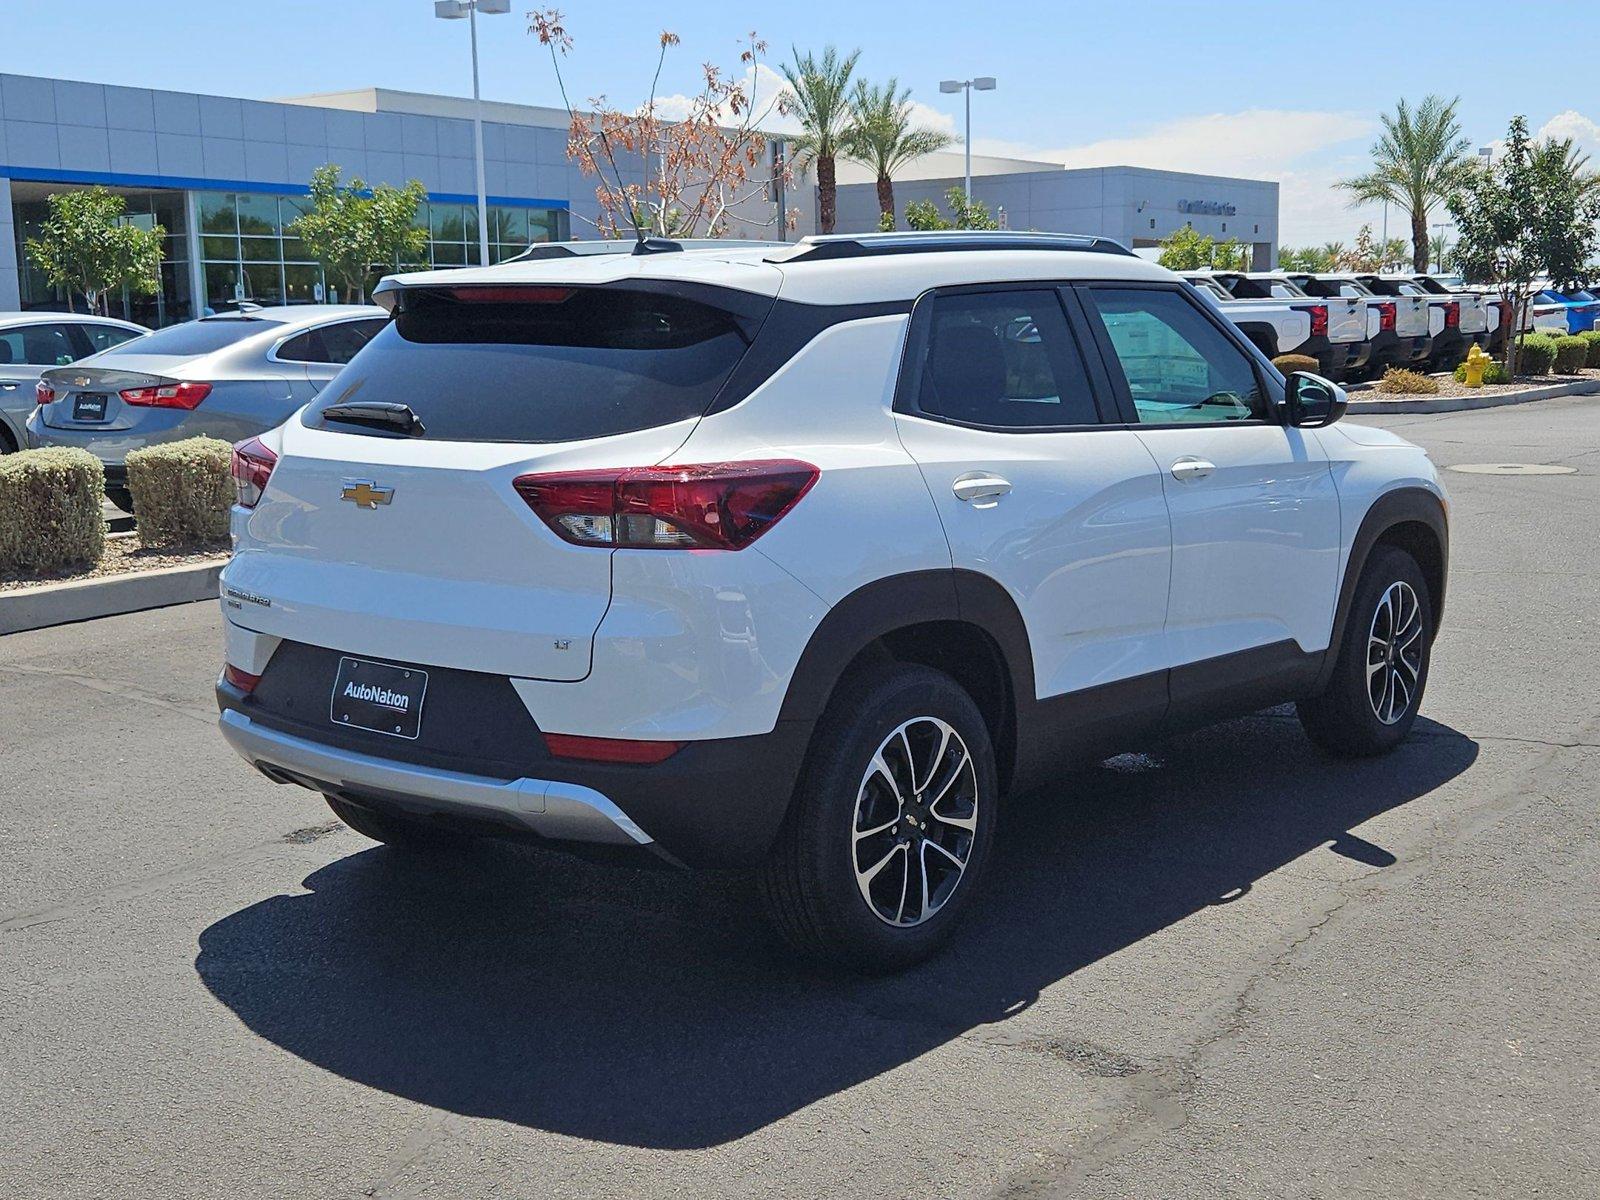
[222, 664, 261, 693]
[1295, 304, 1329, 337]
[120, 381, 212, 409]
[230, 437, 277, 509]
[1444, 301, 1460, 328]
[35, 381, 54, 406]
[514, 460, 819, 551]
[544, 733, 684, 764]
[1377, 302, 1397, 332]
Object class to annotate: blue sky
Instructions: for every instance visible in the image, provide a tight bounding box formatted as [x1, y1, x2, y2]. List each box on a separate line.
[5, 0, 1596, 243]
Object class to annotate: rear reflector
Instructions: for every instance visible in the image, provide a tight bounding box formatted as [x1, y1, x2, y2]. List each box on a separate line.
[121, 381, 212, 409]
[222, 664, 261, 693]
[544, 733, 684, 764]
[515, 460, 819, 551]
[230, 436, 278, 509]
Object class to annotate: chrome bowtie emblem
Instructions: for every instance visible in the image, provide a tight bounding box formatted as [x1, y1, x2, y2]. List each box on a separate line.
[340, 480, 394, 509]
[72, 375, 90, 386]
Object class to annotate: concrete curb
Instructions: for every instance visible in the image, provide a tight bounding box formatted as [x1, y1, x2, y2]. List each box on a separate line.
[1347, 377, 1600, 415]
[0, 560, 222, 636]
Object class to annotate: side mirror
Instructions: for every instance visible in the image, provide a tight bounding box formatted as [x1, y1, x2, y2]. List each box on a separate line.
[1284, 370, 1347, 428]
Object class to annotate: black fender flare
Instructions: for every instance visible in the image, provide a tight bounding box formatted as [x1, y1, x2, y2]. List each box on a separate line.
[776, 568, 1036, 726]
[1316, 485, 1449, 692]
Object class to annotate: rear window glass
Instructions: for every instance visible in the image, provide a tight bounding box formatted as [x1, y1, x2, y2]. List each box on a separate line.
[100, 318, 278, 357]
[306, 286, 762, 443]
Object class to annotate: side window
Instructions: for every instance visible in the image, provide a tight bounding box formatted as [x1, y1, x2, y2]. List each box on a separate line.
[11, 323, 80, 366]
[318, 318, 386, 364]
[81, 325, 144, 354]
[915, 290, 1099, 428]
[1086, 287, 1264, 426]
[275, 328, 327, 363]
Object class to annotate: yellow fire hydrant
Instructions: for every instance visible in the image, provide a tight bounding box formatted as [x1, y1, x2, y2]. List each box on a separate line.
[1464, 343, 1489, 388]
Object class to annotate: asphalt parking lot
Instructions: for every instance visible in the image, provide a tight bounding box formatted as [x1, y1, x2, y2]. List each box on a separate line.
[2, 398, 1596, 1199]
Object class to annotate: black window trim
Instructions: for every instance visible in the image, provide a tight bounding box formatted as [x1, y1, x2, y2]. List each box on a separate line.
[1072, 279, 1287, 431]
[891, 280, 1118, 435]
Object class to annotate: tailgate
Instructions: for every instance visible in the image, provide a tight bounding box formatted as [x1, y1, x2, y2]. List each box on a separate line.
[225, 420, 698, 682]
[1325, 298, 1366, 344]
[1395, 297, 1430, 338]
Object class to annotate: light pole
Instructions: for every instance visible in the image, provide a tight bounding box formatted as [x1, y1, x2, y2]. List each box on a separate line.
[1431, 221, 1451, 272]
[939, 76, 996, 204]
[434, 0, 508, 267]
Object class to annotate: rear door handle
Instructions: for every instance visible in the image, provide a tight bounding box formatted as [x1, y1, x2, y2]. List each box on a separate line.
[1170, 458, 1215, 482]
[952, 472, 1012, 504]
[0, 381, 19, 391]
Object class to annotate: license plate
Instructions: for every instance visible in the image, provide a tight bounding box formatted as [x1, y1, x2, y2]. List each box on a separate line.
[330, 656, 428, 740]
[73, 392, 109, 421]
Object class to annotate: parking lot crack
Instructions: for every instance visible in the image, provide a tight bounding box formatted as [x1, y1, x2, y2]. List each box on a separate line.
[0, 663, 215, 725]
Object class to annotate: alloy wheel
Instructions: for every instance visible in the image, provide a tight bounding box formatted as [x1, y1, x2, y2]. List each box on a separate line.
[1367, 580, 1424, 725]
[850, 717, 979, 927]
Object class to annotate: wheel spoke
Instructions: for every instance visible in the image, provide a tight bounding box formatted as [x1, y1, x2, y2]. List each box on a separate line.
[892, 848, 910, 924]
[854, 816, 898, 843]
[859, 841, 905, 887]
[913, 723, 951, 794]
[926, 744, 972, 810]
[916, 842, 931, 920]
[924, 838, 967, 869]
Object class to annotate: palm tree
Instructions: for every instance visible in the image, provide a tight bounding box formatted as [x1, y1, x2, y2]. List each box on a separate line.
[842, 78, 954, 227]
[1320, 241, 1347, 270]
[1428, 231, 1450, 272]
[1339, 95, 1474, 271]
[781, 45, 861, 234]
[1543, 138, 1600, 198]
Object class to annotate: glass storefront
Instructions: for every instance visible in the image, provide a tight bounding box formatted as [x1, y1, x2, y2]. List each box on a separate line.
[14, 184, 567, 326]
[13, 188, 192, 328]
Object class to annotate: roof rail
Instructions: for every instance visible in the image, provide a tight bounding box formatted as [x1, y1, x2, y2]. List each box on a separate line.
[768, 231, 1136, 263]
[507, 237, 781, 262]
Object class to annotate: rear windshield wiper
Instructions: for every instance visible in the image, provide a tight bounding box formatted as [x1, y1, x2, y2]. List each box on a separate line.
[320, 401, 426, 437]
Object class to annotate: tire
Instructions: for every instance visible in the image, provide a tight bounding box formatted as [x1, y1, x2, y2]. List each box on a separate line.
[106, 486, 135, 514]
[759, 663, 998, 973]
[1298, 545, 1433, 757]
[324, 795, 461, 851]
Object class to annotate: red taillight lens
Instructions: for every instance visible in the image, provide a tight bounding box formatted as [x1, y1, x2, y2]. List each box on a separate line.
[222, 664, 261, 693]
[514, 460, 819, 551]
[544, 733, 684, 764]
[1377, 302, 1397, 332]
[1295, 304, 1328, 337]
[35, 380, 55, 406]
[120, 381, 212, 409]
[230, 436, 277, 508]
[1444, 301, 1460, 328]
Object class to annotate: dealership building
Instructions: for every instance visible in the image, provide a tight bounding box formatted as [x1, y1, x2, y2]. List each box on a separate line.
[2, 71, 1279, 326]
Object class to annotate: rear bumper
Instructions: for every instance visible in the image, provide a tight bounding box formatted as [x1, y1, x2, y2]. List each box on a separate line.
[1299, 334, 1369, 376]
[1369, 330, 1433, 367]
[1427, 329, 1469, 365]
[216, 678, 813, 868]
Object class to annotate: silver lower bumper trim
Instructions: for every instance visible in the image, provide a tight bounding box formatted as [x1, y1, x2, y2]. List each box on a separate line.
[218, 708, 652, 847]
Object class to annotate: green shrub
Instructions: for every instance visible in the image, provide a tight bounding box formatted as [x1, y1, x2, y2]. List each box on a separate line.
[0, 447, 105, 573]
[1271, 353, 1320, 376]
[1374, 367, 1439, 395]
[1553, 335, 1590, 374]
[1580, 329, 1600, 367]
[1452, 359, 1511, 385]
[125, 436, 233, 548]
[1517, 334, 1558, 375]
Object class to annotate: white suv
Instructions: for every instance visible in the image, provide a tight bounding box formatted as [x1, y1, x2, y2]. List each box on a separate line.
[216, 232, 1449, 972]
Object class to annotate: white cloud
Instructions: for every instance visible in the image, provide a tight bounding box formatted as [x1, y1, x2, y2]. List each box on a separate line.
[1538, 110, 1600, 156]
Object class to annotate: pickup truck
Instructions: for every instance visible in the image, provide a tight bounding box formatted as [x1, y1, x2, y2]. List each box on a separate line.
[1284, 273, 1433, 375]
[1401, 274, 1488, 366]
[1180, 270, 1370, 380]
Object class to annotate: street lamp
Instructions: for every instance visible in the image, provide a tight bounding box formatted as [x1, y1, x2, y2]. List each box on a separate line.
[939, 76, 996, 204]
[434, 0, 508, 267]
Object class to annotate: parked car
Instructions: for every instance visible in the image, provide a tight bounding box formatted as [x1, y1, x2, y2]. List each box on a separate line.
[1181, 271, 1370, 380]
[1284, 273, 1433, 376]
[29, 305, 386, 510]
[1531, 286, 1600, 333]
[0, 313, 146, 454]
[215, 232, 1449, 972]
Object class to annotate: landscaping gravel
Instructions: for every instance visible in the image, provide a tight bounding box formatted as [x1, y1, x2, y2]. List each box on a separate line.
[0, 532, 228, 593]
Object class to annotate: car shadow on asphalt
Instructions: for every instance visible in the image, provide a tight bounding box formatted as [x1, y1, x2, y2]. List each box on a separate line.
[194, 710, 1477, 1149]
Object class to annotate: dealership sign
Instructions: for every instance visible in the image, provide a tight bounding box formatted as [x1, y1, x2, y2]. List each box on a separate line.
[1178, 199, 1237, 216]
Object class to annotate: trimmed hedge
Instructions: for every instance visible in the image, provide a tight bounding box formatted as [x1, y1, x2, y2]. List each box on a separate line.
[1580, 329, 1600, 368]
[1374, 367, 1439, 395]
[1554, 335, 1592, 374]
[1453, 359, 1511, 385]
[125, 436, 234, 548]
[1271, 353, 1320, 375]
[0, 447, 105, 573]
[1518, 334, 1558, 376]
